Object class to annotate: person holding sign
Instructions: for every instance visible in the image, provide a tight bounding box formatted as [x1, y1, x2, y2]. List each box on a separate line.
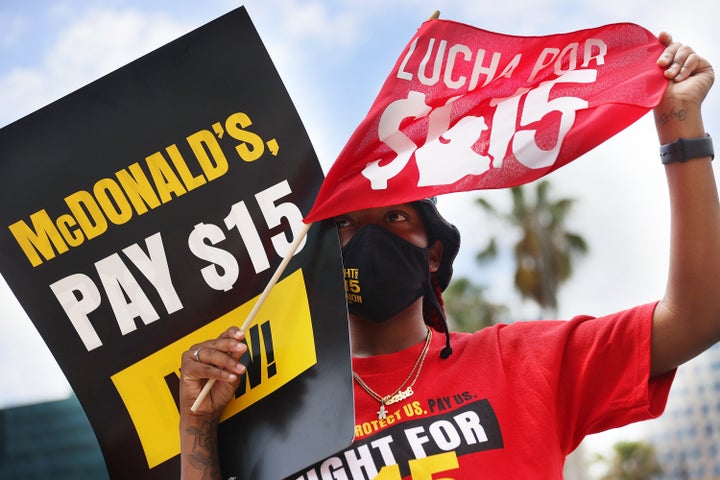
[178, 31, 716, 479]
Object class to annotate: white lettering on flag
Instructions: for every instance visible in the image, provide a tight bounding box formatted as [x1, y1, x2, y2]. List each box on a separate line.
[362, 69, 597, 190]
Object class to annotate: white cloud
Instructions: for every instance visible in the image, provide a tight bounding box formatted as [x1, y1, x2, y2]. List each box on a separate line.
[47, 8, 186, 77]
[0, 7, 190, 127]
[277, 0, 359, 47]
[0, 13, 29, 50]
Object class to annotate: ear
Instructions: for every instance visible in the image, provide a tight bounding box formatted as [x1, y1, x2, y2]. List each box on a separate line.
[429, 240, 443, 273]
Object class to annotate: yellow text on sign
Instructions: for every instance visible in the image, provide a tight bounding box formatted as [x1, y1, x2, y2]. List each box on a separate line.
[111, 268, 316, 468]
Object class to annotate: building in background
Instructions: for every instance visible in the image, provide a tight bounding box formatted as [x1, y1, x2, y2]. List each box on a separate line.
[645, 343, 720, 479]
[0, 395, 108, 480]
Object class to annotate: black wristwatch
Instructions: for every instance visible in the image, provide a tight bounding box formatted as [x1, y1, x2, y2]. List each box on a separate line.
[659, 133, 714, 164]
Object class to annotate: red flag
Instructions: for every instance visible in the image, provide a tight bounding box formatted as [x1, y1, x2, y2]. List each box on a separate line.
[304, 20, 667, 223]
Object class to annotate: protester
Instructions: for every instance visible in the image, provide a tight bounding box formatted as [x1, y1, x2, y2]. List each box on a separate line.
[178, 31, 717, 479]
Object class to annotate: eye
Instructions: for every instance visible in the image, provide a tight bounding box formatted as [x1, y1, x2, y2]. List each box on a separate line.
[334, 216, 351, 229]
[385, 211, 409, 223]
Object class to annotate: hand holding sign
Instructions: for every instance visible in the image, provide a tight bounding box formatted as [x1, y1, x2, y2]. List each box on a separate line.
[189, 221, 311, 413]
[180, 327, 248, 416]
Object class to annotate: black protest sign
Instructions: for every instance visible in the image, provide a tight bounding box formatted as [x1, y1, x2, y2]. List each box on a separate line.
[0, 7, 353, 479]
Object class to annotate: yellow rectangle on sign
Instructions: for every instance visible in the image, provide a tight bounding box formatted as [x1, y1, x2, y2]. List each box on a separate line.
[111, 268, 316, 468]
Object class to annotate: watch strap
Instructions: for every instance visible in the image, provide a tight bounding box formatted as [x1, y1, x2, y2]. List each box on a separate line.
[660, 133, 714, 164]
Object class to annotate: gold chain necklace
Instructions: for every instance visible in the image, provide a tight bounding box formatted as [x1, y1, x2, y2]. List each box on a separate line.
[353, 328, 432, 420]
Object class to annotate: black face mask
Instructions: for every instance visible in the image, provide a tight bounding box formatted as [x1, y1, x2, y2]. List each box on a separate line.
[341, 224, 432, 322]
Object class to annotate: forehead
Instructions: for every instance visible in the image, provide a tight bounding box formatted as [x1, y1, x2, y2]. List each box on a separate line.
[337, 202, 431, 247]
[344, 203, 421, 218]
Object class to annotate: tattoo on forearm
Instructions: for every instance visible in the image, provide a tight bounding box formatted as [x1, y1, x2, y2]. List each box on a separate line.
[656, 107, 687, 125]
[186, 420, 221, 480]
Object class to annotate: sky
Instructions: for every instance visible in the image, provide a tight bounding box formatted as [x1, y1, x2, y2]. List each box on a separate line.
[1, 0, 719, 467]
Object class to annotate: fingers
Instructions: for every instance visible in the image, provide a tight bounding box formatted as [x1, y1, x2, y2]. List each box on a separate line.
[182, 327, 248, 382]
[657, 31, 673, 47]
[656, 32, 709, 82]
[664, 47, 700, 82]
[656, 31, 675, 68]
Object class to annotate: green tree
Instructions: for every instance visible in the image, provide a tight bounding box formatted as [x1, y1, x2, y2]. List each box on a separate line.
[476, 180, 588, 317]
[596, 441, 664, 480]
[443, 277, 508, 332]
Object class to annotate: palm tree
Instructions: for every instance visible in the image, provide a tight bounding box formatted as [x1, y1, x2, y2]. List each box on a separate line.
[596, 440, 664, 480]
[476, 180, 588, 318]
[443, 277, 509, 332]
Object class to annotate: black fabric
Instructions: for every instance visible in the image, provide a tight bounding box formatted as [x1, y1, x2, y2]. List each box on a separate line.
[414, 199, 461, 292]
[341, 224, 432, 322]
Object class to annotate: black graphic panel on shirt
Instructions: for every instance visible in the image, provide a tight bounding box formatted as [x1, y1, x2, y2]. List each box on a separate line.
[293, 398, 503, 480]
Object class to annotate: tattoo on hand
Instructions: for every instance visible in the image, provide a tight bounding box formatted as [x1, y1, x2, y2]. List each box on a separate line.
[186, 420, 221, 480]
[656, 107, 687, 125]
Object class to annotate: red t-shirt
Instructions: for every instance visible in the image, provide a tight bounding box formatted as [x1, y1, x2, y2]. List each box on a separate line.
[291, 302, 674, 479]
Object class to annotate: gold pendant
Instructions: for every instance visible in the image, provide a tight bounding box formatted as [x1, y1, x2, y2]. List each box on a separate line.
[385, 386, 413, 406]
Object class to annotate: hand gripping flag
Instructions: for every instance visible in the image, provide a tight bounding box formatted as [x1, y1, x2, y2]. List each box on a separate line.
[304, 20, 667, 223]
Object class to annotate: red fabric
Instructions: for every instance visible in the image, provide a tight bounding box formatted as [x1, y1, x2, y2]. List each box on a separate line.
[290, 303, 674, 479]
[304, 21, 667, 223]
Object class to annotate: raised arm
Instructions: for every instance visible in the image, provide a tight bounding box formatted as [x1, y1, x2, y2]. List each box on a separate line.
[650, 32, 718, 377]
[179, 327, 247, 480]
